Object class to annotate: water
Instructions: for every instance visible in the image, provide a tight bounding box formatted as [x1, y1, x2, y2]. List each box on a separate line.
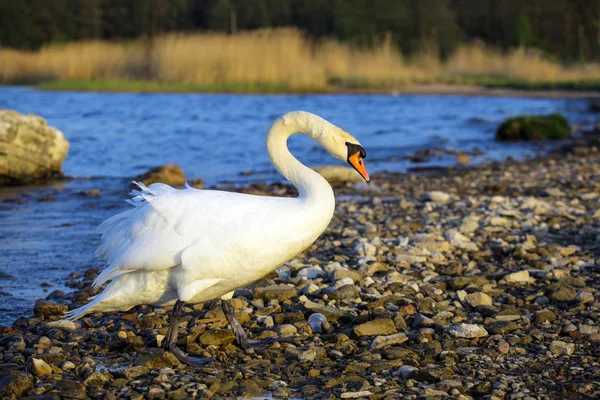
[0, 86, 595, 324]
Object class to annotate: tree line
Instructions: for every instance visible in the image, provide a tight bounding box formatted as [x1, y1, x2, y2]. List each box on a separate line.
[1, 0, 599, 62]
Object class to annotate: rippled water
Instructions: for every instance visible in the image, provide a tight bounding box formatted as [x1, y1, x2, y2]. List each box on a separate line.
[1, 87, 593, 183]
[0, 87, 595, 324]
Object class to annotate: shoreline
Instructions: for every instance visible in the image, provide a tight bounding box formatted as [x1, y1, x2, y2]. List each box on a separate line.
[5, 81, 600, 99]
[1, 133, 598, 398]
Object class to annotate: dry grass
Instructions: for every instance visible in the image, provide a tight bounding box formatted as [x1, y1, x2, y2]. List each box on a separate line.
[1, 28, 600, 91]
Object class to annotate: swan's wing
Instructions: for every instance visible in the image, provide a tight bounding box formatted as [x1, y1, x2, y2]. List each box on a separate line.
[92, 182, 269, 290]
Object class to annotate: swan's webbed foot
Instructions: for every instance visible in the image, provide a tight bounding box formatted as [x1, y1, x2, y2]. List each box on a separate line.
[164, 299, 213, 366]
[222, 299, 302, 351]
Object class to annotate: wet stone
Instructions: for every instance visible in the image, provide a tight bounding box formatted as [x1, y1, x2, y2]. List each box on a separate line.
[34, 300, 68, 318]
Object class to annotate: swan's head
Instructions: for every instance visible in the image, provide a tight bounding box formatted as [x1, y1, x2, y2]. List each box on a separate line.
[319, 123, 369, 183]
[277, 111, 370, 182]
[281, 111, 370, 182]
[336, 132, 369, 183]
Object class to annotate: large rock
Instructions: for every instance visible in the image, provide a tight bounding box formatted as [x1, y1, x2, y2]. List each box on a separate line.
[496, 113, 570, 141]
[314, 165, 364, 185]
[135, 164, 187, 187]
[0, 110, 69, 185]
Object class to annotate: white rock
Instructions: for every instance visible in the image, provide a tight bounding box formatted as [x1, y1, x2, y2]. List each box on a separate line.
[446, 323, 488, 338]
[314, 165, 364, 184]
[297, 349, 317, 363]
[370, 333, 408, 350]
[46, 320, 77, 332]
[579, 324, 599, 335]
[550, 340, 574, 356]
[445, 229, 478, 251]
[341, 391, 373, 399]
[336, 277, 355, 287]
[460, 217, 479, 234]
[500, 270, 532, 284]
[426, 191, 451, 204]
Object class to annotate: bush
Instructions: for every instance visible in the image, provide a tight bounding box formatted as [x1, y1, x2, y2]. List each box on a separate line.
[496, 113, 570, 141]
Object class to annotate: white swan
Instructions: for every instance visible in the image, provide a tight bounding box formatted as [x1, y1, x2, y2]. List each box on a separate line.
[66, 111, 369, 365]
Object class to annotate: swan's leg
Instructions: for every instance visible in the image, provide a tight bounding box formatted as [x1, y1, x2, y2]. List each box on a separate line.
[164, 299, 213, 366]
[221, 299, 300, 350]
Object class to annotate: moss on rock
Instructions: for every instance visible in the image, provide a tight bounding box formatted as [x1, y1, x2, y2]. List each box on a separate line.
[496, 113, 570, 141]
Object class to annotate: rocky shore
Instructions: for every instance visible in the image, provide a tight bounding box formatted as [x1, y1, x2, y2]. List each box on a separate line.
[1, 137, 599, 399]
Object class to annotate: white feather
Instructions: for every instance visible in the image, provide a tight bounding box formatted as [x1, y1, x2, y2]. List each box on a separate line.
[67, 111, 366, 319]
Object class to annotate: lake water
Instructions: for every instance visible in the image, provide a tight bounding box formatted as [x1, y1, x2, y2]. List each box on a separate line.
[0, 86, 596, 324]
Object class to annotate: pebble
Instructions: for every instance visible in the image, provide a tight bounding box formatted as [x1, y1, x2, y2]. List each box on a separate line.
[465, 291, 493, 307]
[308, 313, 327, 333]
[32, 358, 52, 375]
[498, 341, 510, 354]
[398, 365, 418, 379]
[426, 191, 451, 204]
[550, 340, 575, 356]
[500, 270, 532, 284]
[575, 291, 594, 304]
[341, 391, 373, 398]
[446, 323, 489, 338]
[370, 333, 408, 350]
[4, 145, 600, 398]
[297, 267, 324, 279]
[46, 319, 77, 331]
[353, 319, 396, 337]
[278, 324, 298, 336]
[445, 229, 478, 251]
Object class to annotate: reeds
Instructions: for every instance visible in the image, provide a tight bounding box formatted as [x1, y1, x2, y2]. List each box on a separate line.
[1, 28, 599, 91]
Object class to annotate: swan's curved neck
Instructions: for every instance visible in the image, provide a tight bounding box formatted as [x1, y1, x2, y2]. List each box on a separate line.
[266, 117, 333, 202]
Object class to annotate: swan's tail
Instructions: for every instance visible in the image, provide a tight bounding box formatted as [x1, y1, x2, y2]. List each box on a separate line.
[65, 269, 174, 320]
[64, 279, 123, 320]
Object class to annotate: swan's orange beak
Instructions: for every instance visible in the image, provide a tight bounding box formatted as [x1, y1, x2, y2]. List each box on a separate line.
[348, 151, 370, 182]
